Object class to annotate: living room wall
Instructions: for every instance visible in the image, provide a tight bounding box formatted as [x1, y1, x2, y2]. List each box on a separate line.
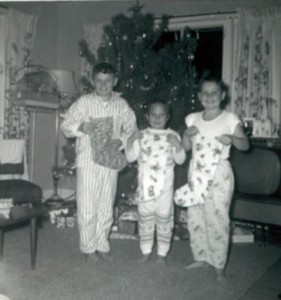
[3, 0, 281, 196]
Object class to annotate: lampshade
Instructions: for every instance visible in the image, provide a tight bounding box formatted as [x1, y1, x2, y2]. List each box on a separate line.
[51, 69, 78, 94]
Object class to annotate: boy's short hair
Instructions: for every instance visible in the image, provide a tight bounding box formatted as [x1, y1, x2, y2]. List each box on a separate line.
[92, 62, 117, 78]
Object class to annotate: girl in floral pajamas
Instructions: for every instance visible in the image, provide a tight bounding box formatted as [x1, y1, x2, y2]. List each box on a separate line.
[126, 101, 186, 264]
[176, 77, 249, 281]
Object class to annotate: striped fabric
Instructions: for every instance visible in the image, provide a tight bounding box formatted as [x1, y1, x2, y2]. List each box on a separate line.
[61, 92, 136, 169]
[61, 92, 136, 253]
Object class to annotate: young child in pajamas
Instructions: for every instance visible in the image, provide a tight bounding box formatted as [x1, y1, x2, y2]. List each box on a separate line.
[126, 101, 186, 264]
[175, 77, 249, 281]
[61, 62, 136, 262]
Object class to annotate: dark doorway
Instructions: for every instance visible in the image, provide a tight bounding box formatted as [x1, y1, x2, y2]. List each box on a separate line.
[194, 27, 223, 80]
[152, 26, 224, 115]
[153, 27, 223, 82]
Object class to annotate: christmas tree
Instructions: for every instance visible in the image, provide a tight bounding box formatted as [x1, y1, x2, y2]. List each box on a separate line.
[75, 2, 200, 205]
[78, 2, 199, 131]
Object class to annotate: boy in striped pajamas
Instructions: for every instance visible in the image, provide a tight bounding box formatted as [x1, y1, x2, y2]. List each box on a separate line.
[61, 62, 136, 262]
[126, 101, 186, 265]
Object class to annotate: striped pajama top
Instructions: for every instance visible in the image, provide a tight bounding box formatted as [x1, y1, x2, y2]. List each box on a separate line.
[61, 92, 136, 169]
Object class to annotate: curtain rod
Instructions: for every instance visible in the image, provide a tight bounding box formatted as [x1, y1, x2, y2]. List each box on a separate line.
[155, 10, 237, 20]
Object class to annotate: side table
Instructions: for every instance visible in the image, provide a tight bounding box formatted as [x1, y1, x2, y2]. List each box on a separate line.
[0, 206, 46, 269]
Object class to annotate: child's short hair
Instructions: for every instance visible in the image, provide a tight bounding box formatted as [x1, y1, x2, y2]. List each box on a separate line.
[92, 62, 117, 78]
[199, 75, 229, 108]
[147, 100, 171, 115]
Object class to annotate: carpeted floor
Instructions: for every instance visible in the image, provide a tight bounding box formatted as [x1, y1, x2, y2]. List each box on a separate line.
[1, 222, 281, 300]
[240, 256, 281, 300]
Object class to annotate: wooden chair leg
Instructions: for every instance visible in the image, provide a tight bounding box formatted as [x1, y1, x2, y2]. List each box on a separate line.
[259, 225, 268, 247]
[30, 217, 37, 269]
[0, 230, 3, 260]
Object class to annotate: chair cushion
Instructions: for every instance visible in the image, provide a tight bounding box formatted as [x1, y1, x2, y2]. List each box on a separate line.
[231, 194, 281, 226]
[0, 180, 42, 207]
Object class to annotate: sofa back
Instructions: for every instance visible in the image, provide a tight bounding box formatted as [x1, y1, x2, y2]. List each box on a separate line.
[230, 148, 281, 195]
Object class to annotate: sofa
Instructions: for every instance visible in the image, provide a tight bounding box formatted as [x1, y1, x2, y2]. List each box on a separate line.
[230, 145, 281, 227]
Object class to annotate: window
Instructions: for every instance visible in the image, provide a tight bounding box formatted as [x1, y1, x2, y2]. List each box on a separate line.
[167, 13, 238, 111]
[194, 27, 223, 79]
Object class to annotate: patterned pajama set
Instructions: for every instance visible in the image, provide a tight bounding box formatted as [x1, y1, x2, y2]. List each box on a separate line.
[175, 111, 240, 269]
[126, 128, 186, 257]
[61, 92, 136, 254]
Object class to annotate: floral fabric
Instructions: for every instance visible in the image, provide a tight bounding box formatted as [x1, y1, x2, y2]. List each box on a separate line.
[187, 160, 234, 269]
[174, 134, 224, 207]
[3, 8, 37, 140]
[232, 7, 281, 137]
[81, 23, 104, 85]
[136, 129, 178, 202]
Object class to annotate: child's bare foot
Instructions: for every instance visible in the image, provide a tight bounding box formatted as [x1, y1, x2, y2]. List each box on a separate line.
[156, 255, 167, 265]
[139, 253, 151, 263]
[185, 261, 209, 270]
[216, 268, 227, 283]
[97, 251, 112, 262]
[84, 252, 102, 264]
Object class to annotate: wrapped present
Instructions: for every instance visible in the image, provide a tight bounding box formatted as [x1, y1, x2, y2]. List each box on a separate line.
[49, 207, 77, 228]
[118, 219, 138, 235]
[0, 198, 13, 209]
[252, 119, 273, 137]
[116, 204, 138, 235]
[66, 216, 75, 228]
[0, 208, 11, 219]
[0, 198, 14, 220]
[56, 216, 66, 228]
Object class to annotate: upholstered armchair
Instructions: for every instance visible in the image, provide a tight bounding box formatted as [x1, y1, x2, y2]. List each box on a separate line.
[0, 140, 42, 209]
[230, 147, 281, 229]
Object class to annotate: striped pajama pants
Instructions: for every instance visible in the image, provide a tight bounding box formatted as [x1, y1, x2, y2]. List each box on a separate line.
[76, 165, 118, 254]
[138, 177, 174, 257]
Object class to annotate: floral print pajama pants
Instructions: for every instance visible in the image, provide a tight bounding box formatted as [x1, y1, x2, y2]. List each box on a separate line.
[187, 160, 234, 269]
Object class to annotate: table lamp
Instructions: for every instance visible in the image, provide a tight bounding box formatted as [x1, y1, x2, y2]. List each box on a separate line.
[46, 70, 79, 205]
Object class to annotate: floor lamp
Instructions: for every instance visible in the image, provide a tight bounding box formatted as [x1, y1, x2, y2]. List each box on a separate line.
[46, 70, 78, 204]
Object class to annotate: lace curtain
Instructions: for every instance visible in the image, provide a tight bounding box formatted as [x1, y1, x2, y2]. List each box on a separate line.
[3, 8, 37, 139]
[232, 7, 281, 137]
[81, 23, 105, 80]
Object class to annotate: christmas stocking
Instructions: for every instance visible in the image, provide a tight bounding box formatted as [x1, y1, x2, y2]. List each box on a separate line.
[174, 134, 224, 207]
[89, 117, 127, 171]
